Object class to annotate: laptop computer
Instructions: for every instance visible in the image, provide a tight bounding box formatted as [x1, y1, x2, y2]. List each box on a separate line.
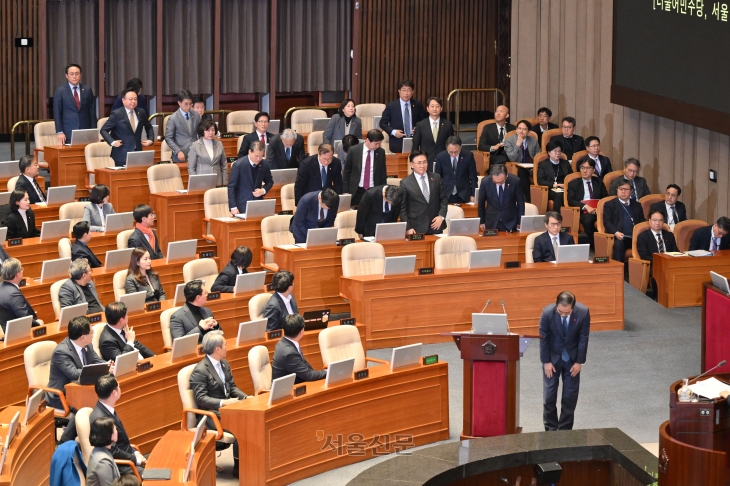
[472, 313, 510, 335]
[0, 411, 19, 475]
[120, 291, 147, 313]
[325, 358, 355, 387]
[270, 168, 297, 186]
[555, 244, 590, 263]
[126, 151, 155, 168]
[233, 271, 266, 296]
[170, 334, 199, 361]
[711, 271, 730, 294]
[268, 373, 296, 406]
[40, 219, 71, 242]
[0, 227, 7, 247]
[166, 239, 197, 263]
[0, 191, 9, 206]
[364, 222, 407, 242]
[105, 212, 134, 233]
[390, 343, 422, 371]
[236, 319, 268, 345]
[177, 174, 217, 194]
[303, 310, 331, 330]
[37, 257, 72, 283]
[312, 118, 330, 132]
[468, 249, 502, 270]
[0, 161, 17, 178]
[69, 129, 100, 146]
[338, 194, 352, 212]
[191, 416, 207, 449]
[3, 316, 33, 346]
[519, 215, 545, 233]
[24, 389, 45, 426]
[268, 120, 281, 134]
[45, 186, 76, 206]
[114, 350, 140, 377]
[373, 116, 382, 131]
[383, 255, 416, 277]
[235, 199, 276, 220]
[79, 363, 111, 385]
[173, 283, 187, 306]
[58, 303, 88, 330]
[402, 138, 413, 153]
[104, 248, 134, 272]
[448, 218, 480, 236]
[296, 227, 338, 249]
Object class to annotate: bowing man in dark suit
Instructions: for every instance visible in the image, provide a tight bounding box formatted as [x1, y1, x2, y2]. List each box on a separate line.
[435, 137, 479, 204]
[228, 141, 273, 215]
[477, 105, 515, 165]
[478, 164, 525, 232]
[294, 144, 343, 205]
[534, 107, 559, 146]
[211, 246, 252, 293]
[0, 258, 43, 332]
[638, 210, 679, 296]
[411, 97, 455, 164]
[99, 302, 155, 361]
[532, 212, 575, 263]
[342, 129, 387, 205]
[689, 217, 730, 251]
[540, 291, 590, 431]
[649, 184, 687, 229]
[609, 158, 651, 200]
[266, 129, 307, 170]
[52, 63, 97, 144]
[537, 140, 573, 213]
[190, 331, 248, 477]
[127, 204, 163, 259]
[170, 280, 220, 343]
[100, 88, 154, 167]
[289, 189, 339, 244]
[15, 156, 46, 204]
[5, 189, 40, 239]
[272, 314, 326, 384]
[379, 79, 427, 153]
[567, 157, 608, 247]
[71, 222, 102, 268]
[264, 270, 298, 331]
[237, 112, 275, 158]
[576, 136, 612, 180]
[549, 117, 586, 160]
[355, 185, 403, 239]
[400, 151, 447, 235]
[602, 179, 646, 262]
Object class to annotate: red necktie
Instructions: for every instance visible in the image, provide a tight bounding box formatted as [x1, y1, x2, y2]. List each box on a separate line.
[260, 133, 266, 145]
[363, 151, 372, 190]
[73, 87, 80, 110]
[587, 181, 594, 198]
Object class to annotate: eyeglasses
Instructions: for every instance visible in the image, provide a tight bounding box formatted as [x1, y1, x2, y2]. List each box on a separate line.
[588, 144, 600, 148]
[412, 161, 428, 166]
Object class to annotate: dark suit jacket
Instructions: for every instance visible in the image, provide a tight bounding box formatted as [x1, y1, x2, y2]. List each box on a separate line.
[477, 174, 525, 231]
[211, 262, 247, 293]
[342, 143, 387, 196]
[412, 117, 455, 163]
[0, 281, 41, 332]
[289, 191, 338, 243]
[399, 172, 448, 234]
[575, 154, 613, 179]
[98, 324, 154, 362]
[127, 227, 163, 259]
[539, 302, 590, 366]
[478, 122, 516, 164]
[549, 134, 586, 160]
[354, 185, 402, 237]
[379, 98, 427, 153]
[602, 197, 645, 236]
[689, 225, 730, 251]
[0, 246, 9, 264]
[532, 231, 576, 262]
[100, 107, 154, 167]
[189, 356, 247, 419]
[124, 272, 166, 302]
[323, 114, 363, 145]
[271, 337, 326, 384]
[264, 292, 299, 331]
[170, 303, 218, 343]
[238, 131, 275, 159]
[265, 133, 307, 170]
[227, 157, 274, 213]
[46, 337, 105, 409]
[537, 159, 573, 187]
[294, 155, 343, 205]
[5, 209, 40, 239]
[89, 401, 138, 464]
[15, 175, 46, 204]
[58, 278, 103, 314]
[53, 83, 97, 141]
[637, 229, 679, 263]
[609, 175, 651, 200]
[433, 149, 478, 203]
[567, 176, 608, 207]
[71, 240, 102, 268]
[649, 200, 687, 225]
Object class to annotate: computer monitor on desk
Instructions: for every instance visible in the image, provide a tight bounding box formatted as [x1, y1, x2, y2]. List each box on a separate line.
[0, 161, 17, 178]
[471, 313, 510, 335]
[383, 255, 416, 277]
[268, 373, 296, 406]
[58, 303, 88, 330]
[325, 358, 355, 388]
[448, 218, 480, 236]
[555, 244, 590, 263]
[270, 169, 297, 186]
[171, 335, 199, 361]
[365, 222, 407, 242]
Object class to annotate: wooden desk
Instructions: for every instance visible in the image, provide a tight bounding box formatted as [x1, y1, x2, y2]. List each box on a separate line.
[145, 430, 217, 486]
[460, 203, 479, 219]
[209, 217, 265, 272]
[385, 153, 410, 178]
[0, 407, 55, 486]
[149, 192, 210, 252]
[341, 261, 625, 349]
[221, 361, 449, 486]
[473, 232, 529, 263]
[654, 251, 730, 307]
[273, 238, 435, 314]
[220, 137, 240, 158]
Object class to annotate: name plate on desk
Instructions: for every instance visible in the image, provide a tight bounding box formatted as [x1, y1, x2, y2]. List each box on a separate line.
[220, 133, 237, 139]
[337, 238, 355, 246]
[207, 291, 221, 301]
[78, 197, 90, 202]
[423, 355, 439, 365]
[137, 360, 153, 372]
[294, 385, 307, 397]
[32, 327, 47, 338]
[278, 210, 293, 215]
[18, 279, 26, 287]
[407, 233, 425, 241]
[145, 302, 161, 311]
[354, 369, 369, 380]
[387, 174, 399, 178]
[227, 157, 237, 163]
[505, 261, 521, 269]
[593, 256, 609, 263]
[560, 227, 572, 234]
[87, 313, 103, 323]
[418, 267, 434, 275]
[7, 238, 22, 247]
[340, 318, 355, 326]
[482, 229, 498, 237]
[267, 330, 283, 339]
[200, 251, 216, 258]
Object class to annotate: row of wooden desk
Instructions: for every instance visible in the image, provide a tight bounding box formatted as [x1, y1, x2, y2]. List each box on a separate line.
[654, 250, 730, 308]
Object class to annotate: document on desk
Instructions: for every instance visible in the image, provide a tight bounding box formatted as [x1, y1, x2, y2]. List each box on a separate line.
[665, 252, 686, 257]
[214, 217, 239, 222]
[277, 244, 299, 250]
[517, 163, 534, 169]
[688, 250, 713, 257]
[688, 377, 730, 399]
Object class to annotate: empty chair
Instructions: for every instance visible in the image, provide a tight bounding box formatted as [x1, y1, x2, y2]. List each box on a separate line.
[291, 109, 327, 133]
[280, 183, 296, 212]
[183, 258, 219, 292]
[445, 205, 465, 233]
[434, 235, 477, 269]
[226, 110, 258, 134]
[147, 163, 183, 194]
[203, 187, 230, 238]
[24, 341, 71, 416]
[248, 293, 271, 320]
[318, 325, 388, 369]
[160, 307, 180, 351]
[307, 131, 324, 155]
[334, 210, 358, 239]
[116, 229, 135, 250]
[524, 231, 544, 263]
[58, 237, 72, 259]
[260, 215, 294, 271]
[341, 242, 385, 277]
[84, 142, 113, 188]
[33, 121, 56, 168]
[113, 269, 127, 300]
[60, 202, 87, 227]
[248, 345, 272, 395]
[602, 170, 625, 193]
[355, 103, 386, 132]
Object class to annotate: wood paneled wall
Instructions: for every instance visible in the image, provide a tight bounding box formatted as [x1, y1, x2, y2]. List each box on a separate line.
[511, 0, 730, 222]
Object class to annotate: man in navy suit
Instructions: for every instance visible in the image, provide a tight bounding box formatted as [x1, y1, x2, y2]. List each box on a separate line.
[228, 141, 273, 215]
[434, 136, 479, 203]
[53, 64, 97, 145]
[689, 217, 730, 251]
[532, 212, 575, 262]
[575, 136, 612, 180]
[602, 179, 645, 262]
[289, 189, 339, 243]
[649, 184, 687, 229]
[399, 151, 448, 235]
[237, 112, 275, 158]
[539, 291, 590, 431]
[100, 88, 154, 167]
[379, 79, 427, 153]
[293, 143, 343, 205]
[478, 164, 525, 232]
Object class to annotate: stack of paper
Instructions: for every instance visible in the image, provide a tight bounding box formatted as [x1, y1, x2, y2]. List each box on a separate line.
[688, 377, 730, 399]
[688, 250, 713, 257]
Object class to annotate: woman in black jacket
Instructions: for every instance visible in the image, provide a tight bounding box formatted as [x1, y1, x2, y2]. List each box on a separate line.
[211, 246, 252, 293]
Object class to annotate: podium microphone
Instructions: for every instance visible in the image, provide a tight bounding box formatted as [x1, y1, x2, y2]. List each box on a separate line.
[689, 360, 727, 384]
[480, 300, 491, 313]
[500, 300, 506, 314]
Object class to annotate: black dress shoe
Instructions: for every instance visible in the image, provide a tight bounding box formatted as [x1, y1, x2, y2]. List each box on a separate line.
[232, 459, 239, 478]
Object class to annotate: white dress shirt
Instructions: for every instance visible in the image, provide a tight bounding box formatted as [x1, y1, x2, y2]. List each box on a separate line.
[17, 209, 29, 230]
[284, 336, 302, 356]
[203, 139, 215, 159]
[71, 340, 86, 366]
[96, 204, 106, 229]
[278, 292, 294, 315]
[207, 355, 227, 406]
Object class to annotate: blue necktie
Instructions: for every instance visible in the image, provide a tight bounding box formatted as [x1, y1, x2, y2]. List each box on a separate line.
[561, 316, 570, 362]
[404, 103, 411, 136]
[498, 184, 504, 205]
[286, 147, 291, 161]
[321, 166, 327, 188]
[184, 112, 189, 121]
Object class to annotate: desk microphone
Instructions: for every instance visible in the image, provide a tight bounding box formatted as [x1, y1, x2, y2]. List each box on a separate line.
[689, 360, 727, 384]
[500, 300, 506, 314]
[480, 300, 491, 313]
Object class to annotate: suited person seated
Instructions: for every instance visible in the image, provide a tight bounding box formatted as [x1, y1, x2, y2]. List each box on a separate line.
[576, 136, 612, 180]
[58, 258, 104, 315]
[71, 222, 102, 268]
[237, 111, 274, 159]
[549, 117, 586, 161]
[534, 107, 559, 146]
[83, 184, 115, 232]
[400, 151, 447, 235]
[264, 270, 298, 331]
[15, 155, 46, 204]
[100, 88, 154, 167]
[170, 280, 220, 343]
[5, 189, 40, 239]
[609, 158, 651, 200]
[124, 248, 166, 302]
[602, 179, 645, 262]
[228, 141, 274, 216]
[127, 204, 163, 259]
[689, 217, 730, 251]
[434, 136, 479, 204]
[649, 184, 687, 230]
[412, 96, 455, 164]
[638, 210, 679, 296]
[294, 144, 343, 205]
[211, 246, 252, 293]
[478, 164, 525, 232]
[100, 302, 155, 361]
[537, 140, 573, 213]
[342, 129, 387, 205]
[190, 331, 248, 477]
[266, 129, 306, 170]
[477, 105, 515, 165]
[271, 314, 326, 384]
[503, 120, 539, 202]
[532, 212, 575, 263]
[567, 157, 608, 247]
[289, 189, 339, 244]
[355, 185, 403, 239]
[164, 90, 201, 163]
[0, 258, 43, 333]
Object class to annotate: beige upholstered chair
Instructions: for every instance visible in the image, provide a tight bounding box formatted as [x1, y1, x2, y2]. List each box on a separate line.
[639, 194, 665, 221]
[334, 210, 358, 239]
[59, 202, 86, 227]
[236, 135, 245, 154]
[50, 280, 65, 320]
[594, 196, 618, 259]
[178, 364, 235, 445]
[341, 242, 385, 277]
[162, 115, 171, 140]
[355, 103, 386, 132]
[524, 231, 544, 263]
[291, 109, 327, 133]
[58, 238, 72, 259]
[445, 205, 465, 233]
[281, 183, 296, 212]
[147, 163, 183, 193]
[96, 117, 108, 140]
[248, 345, 272, 395]
[113, 270, 127, 300]
[540, 128, 562, 152]
[434, 236, 477, 270]
[160, 307, 180, 351]
[386, 178, 402, 186]
[90, 322, 106, 358]
[628, 221, 663, 293]
[318, 325, 388, 370]
[84, 142, 113, 188]
[117, 229, 135, 250]
[203, 187, 229, 238]
[525, 203, 539, 216]
[24, 341, 70, 416]
[161, 140, 173, 162]
[602, 170, 624, 193]
[227, 110, 257, 134]
[183, 258, 219, 292]
[32, 121, 56, 167]
[674, 219, 708, 251]
[260, 215, 294, 271]
[248, 293, 271, 320]
[6, 176, 18, 192]
[307, 131, 324, 155]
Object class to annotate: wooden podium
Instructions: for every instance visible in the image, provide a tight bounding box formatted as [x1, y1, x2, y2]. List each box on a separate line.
[450, 332, 521, 438]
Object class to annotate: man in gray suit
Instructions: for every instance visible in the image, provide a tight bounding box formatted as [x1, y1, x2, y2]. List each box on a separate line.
[170, 280, 220, 343]
[58, 258, 104, 315]
[342, 129, 387, 205]
[399, 150, 448, 235]
[271, 314, 326, 384]
[609, 158, 651, 200]
[503, 120, 541, 201]
[165, 90, 200, 163]
[0, 258, 43, 332]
